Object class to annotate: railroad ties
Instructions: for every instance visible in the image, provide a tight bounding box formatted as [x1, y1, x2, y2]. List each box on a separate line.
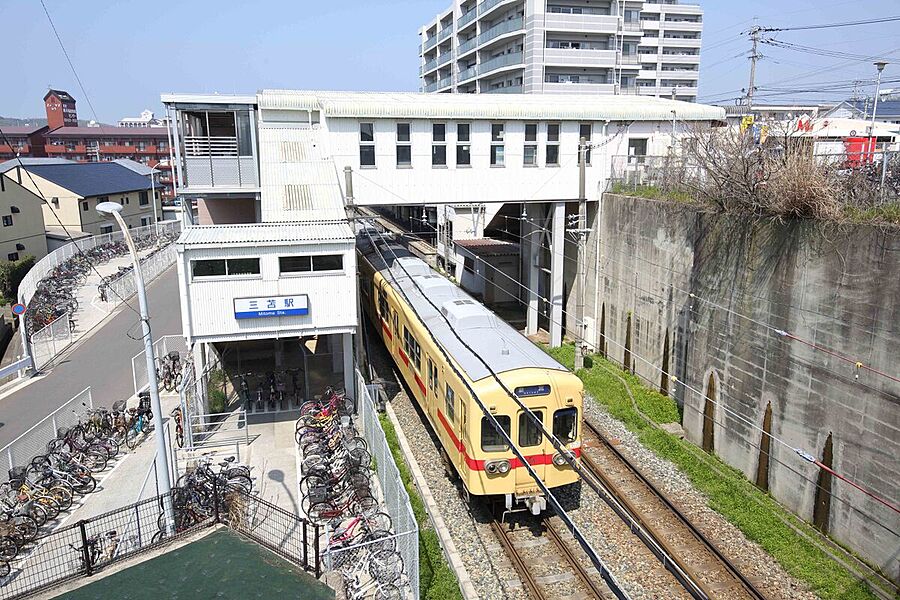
[580, 419, 769, 600]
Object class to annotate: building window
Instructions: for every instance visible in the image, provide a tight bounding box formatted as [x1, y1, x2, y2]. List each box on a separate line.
[82, 201, 89, 212]
[456, 123, 471, 166]
[444, 384, 455, 423]
[402, 326, 421, 372]
[481, 415, 511, 452]
[432, 123, 447, 166]
[490, 123, 505, 166]
[279, 254, 344, 274]
[139, 191, 149, 206]
[396, 123, 411, 167]
[100, 225, 114, 234]
[579, 123, 592, 164]
[519, 410, 544, 447]
[7, 252, 18, 261]
[1, 215, 12, 227]
[524, 123, 538, 166]
[360, 123, 375, 167]
[546, 123, 560, 165]
[628, 138, 648, 164]
[191, 258, 261, 278]
[141, 217, 150, 227]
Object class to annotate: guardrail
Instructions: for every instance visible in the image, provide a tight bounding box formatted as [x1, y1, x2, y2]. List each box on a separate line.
[0, 387, 93, 483]
[101, 244, 176, 306]
[29, 310, 73, 371]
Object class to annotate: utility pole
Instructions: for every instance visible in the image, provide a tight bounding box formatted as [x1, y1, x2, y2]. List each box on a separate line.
[747, 24, 761, 106]
[573, 137, 588, 371]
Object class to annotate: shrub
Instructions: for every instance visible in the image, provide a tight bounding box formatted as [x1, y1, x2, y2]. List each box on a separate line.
[0, 256, 36, 305]
[208, 389, 227, 414]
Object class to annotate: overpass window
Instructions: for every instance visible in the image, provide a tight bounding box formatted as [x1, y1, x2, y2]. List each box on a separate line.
[481, 415, 510, 452]
[396, 123, 411, 167]
[192, 258, 260, 278]
[279, 254, 344, 274]
[360, 123, 375, 167]
[524, 123, 537, 166]
[490, 123, 505, 166]
[519, 410, 544, 447]
[546, 123, 560, 165]
[456, 123, 471, 166]
[553, 407, 578, 444]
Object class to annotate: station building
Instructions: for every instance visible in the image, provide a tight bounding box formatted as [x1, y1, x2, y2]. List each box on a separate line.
[162, 90, 723, 411]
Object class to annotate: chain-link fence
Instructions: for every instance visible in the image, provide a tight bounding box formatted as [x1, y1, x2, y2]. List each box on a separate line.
[0, 387, 93, 483]
[323, 372, 419, 599]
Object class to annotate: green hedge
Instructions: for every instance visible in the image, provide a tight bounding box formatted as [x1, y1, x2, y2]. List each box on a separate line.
[378, 413, 463, 600]
[0, 256, 35, 305]
[545, 344, 882, 600]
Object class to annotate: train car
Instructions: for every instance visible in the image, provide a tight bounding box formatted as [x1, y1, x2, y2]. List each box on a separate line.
[357, 230, 583, 515]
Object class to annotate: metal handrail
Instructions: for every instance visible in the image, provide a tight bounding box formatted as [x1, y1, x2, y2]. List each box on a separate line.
[478, 51, 523, 76]
[183, 136, 238, 157]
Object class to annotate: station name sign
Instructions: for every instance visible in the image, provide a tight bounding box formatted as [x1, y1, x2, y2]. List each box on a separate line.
[234, 295, 310, 319]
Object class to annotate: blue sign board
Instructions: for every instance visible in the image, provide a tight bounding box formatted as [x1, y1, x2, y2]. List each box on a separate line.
[515, 384, 551, 398]
[234, 295, 309, 320]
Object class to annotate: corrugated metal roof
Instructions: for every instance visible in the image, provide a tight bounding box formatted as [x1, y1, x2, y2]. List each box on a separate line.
[257, 124, 348, 222]
[455, 238, 520, 257]
[178, 222, 354, 247]
[259, 90, 725, 122]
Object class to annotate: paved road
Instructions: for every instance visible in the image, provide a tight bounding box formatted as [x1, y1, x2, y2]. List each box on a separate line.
[0, 269, 182, 448]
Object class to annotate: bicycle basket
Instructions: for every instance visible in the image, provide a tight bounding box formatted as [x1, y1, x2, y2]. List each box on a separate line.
[112, 399, 127, 412]
[56, 426, 71, 439]
[138, 391, 151, 412]
[167, 351, 180, 361]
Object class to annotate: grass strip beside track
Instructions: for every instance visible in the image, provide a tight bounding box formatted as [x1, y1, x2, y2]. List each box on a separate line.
[545, 343, 882, 600]
[379, 413, 464, 600]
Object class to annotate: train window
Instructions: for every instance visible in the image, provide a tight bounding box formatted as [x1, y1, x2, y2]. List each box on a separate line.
[427, 359, 438, 394]
[392, 312, 398, 336]
[444, 384, 455, 422]
[481, 416, 510, 452]
[378, 287, 388, 317]
[553, 408, 578, 444]
[518, 411, 544, 447]
[403, 327, 421, 371]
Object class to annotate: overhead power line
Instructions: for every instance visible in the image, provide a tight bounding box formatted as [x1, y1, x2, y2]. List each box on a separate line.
[760, 15, 900, 32]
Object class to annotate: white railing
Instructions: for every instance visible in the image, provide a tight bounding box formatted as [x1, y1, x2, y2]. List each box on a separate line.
[0, 387, 93, 483]
[102, 244, 176, 306]
[131, 335, 186, 396]
[323, 372, 419, 599]
[29, 311, 73, 371]
[478, 51, 523, 76]
[183, 136, 239, 157]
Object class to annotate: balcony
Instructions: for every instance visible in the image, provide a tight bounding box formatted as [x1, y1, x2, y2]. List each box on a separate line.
[458, 7, 477, 29]
[424, 76, 454, 92]
[438, 25, 454, 43]
[543, 81, 616, 94]
[485, 85, 523, 94]
[619, 54, 641, 65]
[661, 37, 702, 47]
[544, 13, 618, 33]
[478, 51, 524, 76]
[457, 64, 478, 82]
[423, 33, 439, 52]
[662, 20, 703, 32]
[479, 0, 518, 20]
[622, 21, 643, 33]
[544, 47, 617, 68]
[183, 136, 259, 190]
[660, 52, 700, 63]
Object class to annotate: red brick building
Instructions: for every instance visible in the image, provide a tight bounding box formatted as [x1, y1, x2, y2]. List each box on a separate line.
[0, 90, 174, 201]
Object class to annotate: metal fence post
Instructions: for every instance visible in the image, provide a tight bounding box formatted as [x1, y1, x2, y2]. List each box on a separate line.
[314, 524, 321, 578]
[78, 520, 92, 576]
[303, 520, 309, 570]
[212, 475, 220, 523]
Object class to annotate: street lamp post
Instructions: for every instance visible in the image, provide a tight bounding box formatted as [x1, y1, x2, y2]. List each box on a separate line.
[96, 202, 173, 507]
[869, 61, 888, 161]
[149, 168, 158, 225]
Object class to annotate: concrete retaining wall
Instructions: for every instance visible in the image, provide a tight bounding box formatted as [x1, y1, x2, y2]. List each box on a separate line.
[571, 193, 899, 580]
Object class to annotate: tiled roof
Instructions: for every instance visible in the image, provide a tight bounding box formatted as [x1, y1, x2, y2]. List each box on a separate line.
[24, 162, 153, 197]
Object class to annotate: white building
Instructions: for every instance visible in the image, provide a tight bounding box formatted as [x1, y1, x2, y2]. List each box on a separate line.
[162, 90, 722, 401]
[418, 0, 702, 100]
[119, 109, 169, 128]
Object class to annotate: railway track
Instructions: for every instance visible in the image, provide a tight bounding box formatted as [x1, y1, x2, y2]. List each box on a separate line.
[491, 514, 610, 600]
[581, 419, 769, 600]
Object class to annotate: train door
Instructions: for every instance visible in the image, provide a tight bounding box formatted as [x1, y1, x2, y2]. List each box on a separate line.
[515, 408, 546, 492]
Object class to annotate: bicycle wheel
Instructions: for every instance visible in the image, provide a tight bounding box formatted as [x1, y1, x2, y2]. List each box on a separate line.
[174, 372, 183, 390]
[28, 502, 48, 527]
[14, 515, 39, 543]
[101, 437, 120, 459]
[365, 512, 393, 534]
[125, 427, 139, 450]
[353, 493, 379, 516]
[369, 549, 404, 585]
[306, 501, 335, 524]
[87, 443, 111, 461]
[224, 476, 252, 495]
[176, 428, 184, 448]
[374, 583, 402, 600]
[72, 471, 96, 495]
[362, 529, 396, 553]
[37, 496, 60, 520]
[0, 559, 10, 578]
[0, 537, 17, 561]
[81, 450, 108, 473]
[49, 485, 74, 511]
[151, 530, 165, 544]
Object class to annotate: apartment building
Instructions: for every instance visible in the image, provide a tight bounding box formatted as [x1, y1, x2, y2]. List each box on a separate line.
[0, 173, 48, 262]
[418, 0, 702, 101]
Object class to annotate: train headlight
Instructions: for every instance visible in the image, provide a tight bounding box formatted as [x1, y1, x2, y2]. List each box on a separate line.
[485, 460, 511, 475]
[553, 452, 572, 467]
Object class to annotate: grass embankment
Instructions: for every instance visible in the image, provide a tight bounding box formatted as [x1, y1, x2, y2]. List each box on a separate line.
[610, 182, 695, 203]
[379, 414, 464, 600]
[545, 343, 881, 600]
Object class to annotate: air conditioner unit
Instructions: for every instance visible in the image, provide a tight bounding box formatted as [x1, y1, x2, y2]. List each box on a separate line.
[9, 206, 19, 214]
[15, 243, 25, 251]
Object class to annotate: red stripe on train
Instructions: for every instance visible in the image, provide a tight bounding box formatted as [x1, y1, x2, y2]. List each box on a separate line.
[380, 319, 393, 340]
[398, 348, 410, 367]
[414, 373, 427, 397]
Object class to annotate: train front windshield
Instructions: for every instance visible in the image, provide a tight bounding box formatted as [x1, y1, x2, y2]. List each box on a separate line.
[553, 407, 578, 444]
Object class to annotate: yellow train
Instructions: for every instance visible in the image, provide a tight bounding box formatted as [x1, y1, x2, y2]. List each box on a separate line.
[358, 231, 583, 514]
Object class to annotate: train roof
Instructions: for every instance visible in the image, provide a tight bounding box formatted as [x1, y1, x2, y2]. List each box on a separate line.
[358, 232, 568, 382]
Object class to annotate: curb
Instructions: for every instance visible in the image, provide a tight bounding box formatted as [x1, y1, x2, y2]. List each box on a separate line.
[384, 402, 479, 600]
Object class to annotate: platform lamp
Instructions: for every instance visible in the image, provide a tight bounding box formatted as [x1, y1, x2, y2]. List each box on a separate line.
[96, 202, 174, 523]
[869, 61, 888, 160]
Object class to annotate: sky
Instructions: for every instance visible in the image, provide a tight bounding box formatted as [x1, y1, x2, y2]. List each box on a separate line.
[1, 0, 898, 123]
